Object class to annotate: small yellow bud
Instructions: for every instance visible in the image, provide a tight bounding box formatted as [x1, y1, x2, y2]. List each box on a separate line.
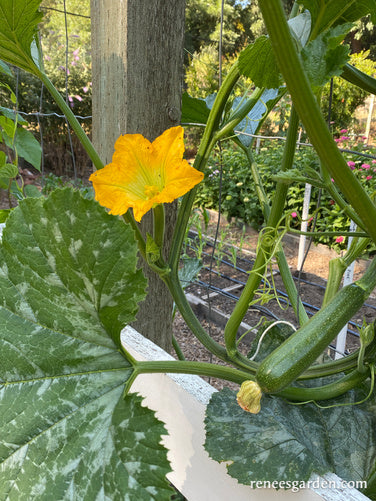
[236, 380, 262, 414]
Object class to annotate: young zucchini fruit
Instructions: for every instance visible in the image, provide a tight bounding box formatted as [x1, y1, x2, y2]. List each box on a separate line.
[256, 282, 370, 394]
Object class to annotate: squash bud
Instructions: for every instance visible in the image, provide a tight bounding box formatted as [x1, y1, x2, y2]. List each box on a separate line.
[236, 380, 262, 414]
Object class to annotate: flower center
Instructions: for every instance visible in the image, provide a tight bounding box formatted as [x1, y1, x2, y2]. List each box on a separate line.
[144, 185, 160, 199]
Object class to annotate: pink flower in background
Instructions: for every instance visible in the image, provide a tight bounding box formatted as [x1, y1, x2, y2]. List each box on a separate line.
[75, 95, 83, 102]
[340, 129, 348, 133]
[340, 136, 349, 141]
[367, 175, 373, 180]
[335, 236, 344, 243]
[362, 163, 370, 170]
[347, 161, 355, 169]
[372, 159, 376, 164]
[291, 212, 298, 218]
[334, 138, 341, 143]
[83, 86, 89, 93]
[72, 49, 80, 61]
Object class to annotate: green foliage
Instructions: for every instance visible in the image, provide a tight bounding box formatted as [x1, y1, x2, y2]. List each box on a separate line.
[41, 172, 93, 198]
[0, 83, 42, 208]
[185, 44, 222, 99]
[239, 36, 282, 89]
[181, 92, 211, 125]
[184, 0, 266, 61]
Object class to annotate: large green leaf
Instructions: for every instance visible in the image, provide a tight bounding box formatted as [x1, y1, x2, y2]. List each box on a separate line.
[0, 105, 28, 125]
[238, 12, 311, 89]
[181, 92, 210, 126]
[0, 188, 174, 500]
[205, 386, 376, 488]
[301, 24, 352, 92]
[0, 0, 43, 74]
[239, 36, 283, 89]
[298, 0, 376, 31]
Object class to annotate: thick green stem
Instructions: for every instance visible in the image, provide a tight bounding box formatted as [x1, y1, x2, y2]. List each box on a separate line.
[169, 63, 241, 273]
[237, 141, 271, 220]
[37, 71, 104, 171]
[300, 350, 360, 378]
[341, 63, 376, 95]
[322, 257, 347, 307]
[224, 250, 268, 360]
[122, 212, 146, 260]
[133, 359, 252, 385]
[321, 232, 370, 307]
[172, 335, 186, 361]
[163, 271, 258, 372]
[259, 0, 376, 246]
[276, 246, 309, 325]
[280, 368, 370, 401]
[344, 235, 370, 268]
[268, 107, 299, 226]
[224, 107, 300, 356]
[214, 87, 265, 141]
[153, 204, 165, 249]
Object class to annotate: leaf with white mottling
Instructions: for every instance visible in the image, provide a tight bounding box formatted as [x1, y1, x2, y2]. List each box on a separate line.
[0, 188, 174, 500]
[205, 386, 376, 487]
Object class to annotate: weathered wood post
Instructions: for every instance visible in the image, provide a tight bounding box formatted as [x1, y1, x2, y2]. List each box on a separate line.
[90, 0, 186, 351]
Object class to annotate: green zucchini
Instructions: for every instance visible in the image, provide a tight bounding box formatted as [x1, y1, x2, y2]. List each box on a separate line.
[256, 282, 369, 394]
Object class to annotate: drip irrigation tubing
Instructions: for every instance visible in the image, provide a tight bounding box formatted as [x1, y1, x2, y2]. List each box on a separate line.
[187, 238, 376, 312]
[186, 239, 371, 336]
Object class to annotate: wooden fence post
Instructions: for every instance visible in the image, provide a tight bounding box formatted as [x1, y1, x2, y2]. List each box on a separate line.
[90, 0, 186, 351]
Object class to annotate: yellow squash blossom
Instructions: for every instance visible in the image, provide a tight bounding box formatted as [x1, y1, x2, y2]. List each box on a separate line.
[236, 380, 262, 414]
[89, 126, 204, 222]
